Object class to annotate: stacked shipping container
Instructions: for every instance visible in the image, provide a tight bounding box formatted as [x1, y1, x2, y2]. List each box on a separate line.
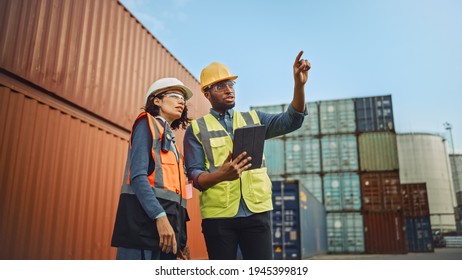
[0, 0, 210, 259]
[402, 183, 434, 252]
[254, 95, 415, 254]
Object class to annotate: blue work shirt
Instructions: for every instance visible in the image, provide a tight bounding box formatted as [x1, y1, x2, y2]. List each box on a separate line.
[183, 104, 308, 218]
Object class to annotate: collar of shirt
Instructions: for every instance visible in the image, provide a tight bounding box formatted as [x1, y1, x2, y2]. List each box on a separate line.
[209, 108, 234, 137]
[209, 108, 234, 120]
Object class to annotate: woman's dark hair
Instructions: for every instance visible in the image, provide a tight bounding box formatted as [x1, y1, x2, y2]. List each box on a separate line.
[143, 94, 191, 130]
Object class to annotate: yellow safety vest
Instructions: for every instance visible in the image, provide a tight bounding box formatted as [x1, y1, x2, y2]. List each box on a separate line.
[191, 110, 273, 218]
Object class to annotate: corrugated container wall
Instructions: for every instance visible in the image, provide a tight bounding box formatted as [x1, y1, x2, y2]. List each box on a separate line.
[263, 138, 285, 176]
[402, 183, 430, 217]
[321, 134, 358, 172]
[326, 212, 365, 253]
[286, 102, 319, 137]
[0, 83, 127, 259]
[319, 99, 356, 135]
[358, 132, 399, 172]
[360, 171, 403, 212]
[355, 95, 394, 132]
[0, 0, 207, 130]
[397, 134, 457, 232]
[323, 172, 361, 211]
[363, 211, 407, 254]
[405, 216, 433, 253]
[271, 181, 327, 259]
[285, 136, 321, 174]
[1, 0, 210, 259]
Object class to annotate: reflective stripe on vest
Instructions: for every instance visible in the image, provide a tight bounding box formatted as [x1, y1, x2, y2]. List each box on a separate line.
[121, 112, 187, 208]
[191, 110, 272, 218]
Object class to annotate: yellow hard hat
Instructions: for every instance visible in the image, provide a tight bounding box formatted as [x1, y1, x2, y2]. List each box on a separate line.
[200, 62, 238, 93]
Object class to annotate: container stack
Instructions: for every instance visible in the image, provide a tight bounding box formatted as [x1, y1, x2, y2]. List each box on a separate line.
[254, 95, 410, 254]
[319, 99, 364, 254]
[402, 183, 434, 252]
[356, 95, 407, 254]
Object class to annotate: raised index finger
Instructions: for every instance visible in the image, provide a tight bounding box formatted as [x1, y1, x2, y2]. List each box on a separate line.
[294, 50, 304, 64]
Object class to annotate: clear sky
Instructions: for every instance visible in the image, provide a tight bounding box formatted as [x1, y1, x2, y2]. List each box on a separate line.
[119, 0, 462, 152]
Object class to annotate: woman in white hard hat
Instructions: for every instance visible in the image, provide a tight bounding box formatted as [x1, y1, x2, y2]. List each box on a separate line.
[111, 77, 193, 260]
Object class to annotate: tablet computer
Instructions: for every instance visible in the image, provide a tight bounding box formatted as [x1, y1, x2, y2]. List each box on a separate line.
[232, 124, 266, 170]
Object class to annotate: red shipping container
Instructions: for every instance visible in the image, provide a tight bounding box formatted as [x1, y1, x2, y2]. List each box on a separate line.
[363, 211, 407, 254]
[361, 171, 403, 211]
[401, 183, 430, 217]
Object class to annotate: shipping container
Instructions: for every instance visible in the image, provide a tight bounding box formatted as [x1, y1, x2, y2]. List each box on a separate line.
[0, 0, 206, 131]
[361, 171, 402, 212]
[0, 84, 128, 260]
[402, 183, 430, 217]
[363, 211, 407, 254]
[272, 181, 327, 259]
[397, 133, 457, 231]
[251, 104, 286, 114]
[323, 172, 361, 211]
[326, 212, 365, 253]
[355, 95, 394, 132]
[321, 134, 358, 172]
[319, 99, 356, 134]
[405, 216, 433, 252]
[286, 136, 321, 174]
[0, 0, 210, 259]
[358, 132, 399, 171]
[450, 154, 462, 194]
[282, 173, 324, 203]
[286, 102, 319, 137]
[264, 137, 285, 176]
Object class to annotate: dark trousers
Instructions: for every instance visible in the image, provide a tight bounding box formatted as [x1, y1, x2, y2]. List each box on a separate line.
[202, 211, 273, 260]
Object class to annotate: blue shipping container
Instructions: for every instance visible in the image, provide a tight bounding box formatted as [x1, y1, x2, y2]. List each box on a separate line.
[355, 95, 394, 132]
[272, 181, 327, 259]
[405, 216, 434, 252]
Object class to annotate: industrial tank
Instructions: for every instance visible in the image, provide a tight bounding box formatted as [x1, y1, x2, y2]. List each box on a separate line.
[397, 133, 456, 232]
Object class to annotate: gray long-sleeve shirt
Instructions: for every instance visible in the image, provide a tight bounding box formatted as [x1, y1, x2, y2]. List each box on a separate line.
[183, 104, 308, 217]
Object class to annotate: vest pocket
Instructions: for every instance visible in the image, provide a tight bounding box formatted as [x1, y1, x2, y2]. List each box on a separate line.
[247, 168, 272, 203]
[201, 181, 229, 208]
[210, 137, 229, 166]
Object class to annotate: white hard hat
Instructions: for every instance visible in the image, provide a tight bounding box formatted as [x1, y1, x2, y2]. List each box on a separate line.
[145, 77, 194, 104]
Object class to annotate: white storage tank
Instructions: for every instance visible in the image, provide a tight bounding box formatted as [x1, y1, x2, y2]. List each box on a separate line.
[397, 133, 456, 232]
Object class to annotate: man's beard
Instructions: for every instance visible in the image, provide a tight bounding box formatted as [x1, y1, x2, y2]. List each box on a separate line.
[210, 94, 235, 112]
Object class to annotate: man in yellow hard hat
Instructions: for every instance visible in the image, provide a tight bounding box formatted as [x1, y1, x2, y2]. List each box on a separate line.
[184, 51, 311, 260]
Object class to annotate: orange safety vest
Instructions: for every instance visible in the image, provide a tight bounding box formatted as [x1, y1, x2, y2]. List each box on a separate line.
[120, 112, 187, 206]
[111, 112, 188, 250]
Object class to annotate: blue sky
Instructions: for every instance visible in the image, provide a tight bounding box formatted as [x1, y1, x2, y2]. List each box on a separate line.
[119, 0, 462, 152]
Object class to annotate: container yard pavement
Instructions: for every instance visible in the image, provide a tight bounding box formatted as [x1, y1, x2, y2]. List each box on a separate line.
[308, 247, 462, 260]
